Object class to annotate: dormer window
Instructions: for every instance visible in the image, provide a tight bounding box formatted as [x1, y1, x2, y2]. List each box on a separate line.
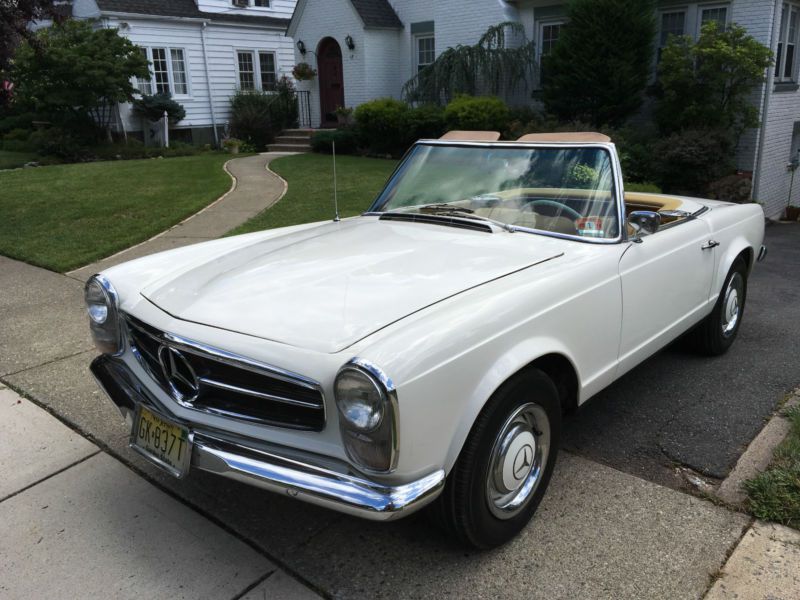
[232, 0, 270, 6]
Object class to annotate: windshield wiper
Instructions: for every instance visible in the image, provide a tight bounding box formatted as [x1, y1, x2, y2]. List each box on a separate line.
[417, 203, 475, 214]
[385, 203, 517, 233]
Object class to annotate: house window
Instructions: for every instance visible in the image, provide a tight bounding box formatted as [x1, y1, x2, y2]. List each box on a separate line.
[136, 47, 152, 95]
[659, 11, 686, 47]
[136, 47, 189, 96]
[538, 21, 564, 87]
[151, 48, 170, 94]
[170, 49, 188, 95]
[416, 36, 435, 72]
[237, 51, 256, 90]
[259, 51, 276, 91]
[232, 0, 270, 6]
[237, 50, 278, 91]
[699, 6, 728, 31]
[253, 0, 270, 6]
[776, 4, 800, 82]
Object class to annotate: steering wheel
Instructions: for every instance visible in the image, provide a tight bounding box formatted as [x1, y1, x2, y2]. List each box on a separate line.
[530, 199, 582, 221]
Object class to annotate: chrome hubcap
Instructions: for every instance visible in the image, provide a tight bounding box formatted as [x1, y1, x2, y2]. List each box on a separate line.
[721, 272, 743, 337]
[486, 402, 550, 520]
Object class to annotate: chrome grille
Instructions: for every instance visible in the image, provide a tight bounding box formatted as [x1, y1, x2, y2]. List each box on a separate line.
[124, 314, 325, 431]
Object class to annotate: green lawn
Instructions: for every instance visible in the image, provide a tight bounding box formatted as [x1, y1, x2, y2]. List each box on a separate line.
[0, 153, 233, 272]
[229, 153, 397, 235]
[0, 150, 40, 170]
[745, 405, 800, 528]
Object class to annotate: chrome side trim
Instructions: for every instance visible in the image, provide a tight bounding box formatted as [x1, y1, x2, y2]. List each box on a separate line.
[758, 245, 767, 262]
[91, 355, 443, 521]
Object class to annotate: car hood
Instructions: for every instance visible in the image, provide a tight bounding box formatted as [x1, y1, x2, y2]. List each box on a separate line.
[141, 218, 564, 353]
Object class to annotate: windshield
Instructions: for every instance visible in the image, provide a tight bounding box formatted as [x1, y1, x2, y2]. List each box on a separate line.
[370, 143, 620, 240]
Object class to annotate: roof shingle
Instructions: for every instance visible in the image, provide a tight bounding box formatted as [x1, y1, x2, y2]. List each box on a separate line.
[349, 0, 402, 29]
[95, 0, 290, 28]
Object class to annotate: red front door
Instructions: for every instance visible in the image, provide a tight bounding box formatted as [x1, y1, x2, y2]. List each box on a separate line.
[318, 38, 344, 126]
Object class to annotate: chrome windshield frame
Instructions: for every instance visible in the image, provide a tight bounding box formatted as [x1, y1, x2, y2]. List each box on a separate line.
[364, 139, 628, 245]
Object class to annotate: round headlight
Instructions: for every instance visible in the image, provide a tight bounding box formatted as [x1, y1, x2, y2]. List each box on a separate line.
[334, 368, 385, 432]
[85, 279, 110, 324]
[85, 275, 121, 355]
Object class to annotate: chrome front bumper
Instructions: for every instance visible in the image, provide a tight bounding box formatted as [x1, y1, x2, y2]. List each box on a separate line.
[90, 355, 444, 521]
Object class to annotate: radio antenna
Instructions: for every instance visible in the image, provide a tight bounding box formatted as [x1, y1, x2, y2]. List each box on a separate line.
[332, 140, 340, 222]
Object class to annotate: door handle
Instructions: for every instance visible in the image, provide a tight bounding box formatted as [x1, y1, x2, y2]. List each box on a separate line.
[701, 240, 720, 250]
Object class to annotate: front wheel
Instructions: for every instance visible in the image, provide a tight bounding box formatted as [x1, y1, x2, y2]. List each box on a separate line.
[429, 369, 561, 549]
[691, 257, 748, 355]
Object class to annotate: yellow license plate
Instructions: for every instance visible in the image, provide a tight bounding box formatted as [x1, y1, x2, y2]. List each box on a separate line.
[131, 406, 191, 478]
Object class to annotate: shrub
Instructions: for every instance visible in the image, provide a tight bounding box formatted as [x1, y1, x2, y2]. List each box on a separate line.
[270, 76, 299, 131]
[310, 129, 359, 154]
[626, 182, 662, 193]
[707, 174, 753, 203]
[613, 126, 658, 184]
[407, 104, 445, 141]
[229, 91, 275, 150]
[132, 93, 186, 124]
[652, 129, 734, 195]
[444, 95, 510, 132]
[28, 126, 95, 161]
[353, 98, 411, 156]
[542, 0, 656, 127]
[655, 22, 773, 141]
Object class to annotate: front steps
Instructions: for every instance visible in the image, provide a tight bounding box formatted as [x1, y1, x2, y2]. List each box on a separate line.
[268, 128, 336, 153]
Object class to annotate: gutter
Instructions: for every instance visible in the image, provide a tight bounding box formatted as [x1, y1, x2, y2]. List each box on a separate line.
[752, 0, 782, 205]
[199, 22, 220, 147]
[101, 11, 289, 30]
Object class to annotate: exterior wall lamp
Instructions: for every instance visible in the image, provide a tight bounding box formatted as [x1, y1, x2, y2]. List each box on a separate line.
[297, 40, 307, 55]
[345, 35, 355, 51]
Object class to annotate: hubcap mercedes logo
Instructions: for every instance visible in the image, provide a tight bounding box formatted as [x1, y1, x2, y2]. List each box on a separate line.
[158, 345, 199, 403]
[512, 444, 534, 480]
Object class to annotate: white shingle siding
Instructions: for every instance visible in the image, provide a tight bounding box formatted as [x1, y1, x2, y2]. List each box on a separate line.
[106, 16, 295, 134]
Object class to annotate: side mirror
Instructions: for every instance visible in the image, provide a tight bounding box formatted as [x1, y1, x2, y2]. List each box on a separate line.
[628, 210, 661, 240]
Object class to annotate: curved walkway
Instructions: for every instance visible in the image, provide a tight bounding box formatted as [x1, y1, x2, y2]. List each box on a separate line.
[67, 152, 290, 282]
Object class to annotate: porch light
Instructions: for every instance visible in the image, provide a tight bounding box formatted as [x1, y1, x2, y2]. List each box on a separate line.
[297, 40, 307, 55]
[345, 35, 355, 51]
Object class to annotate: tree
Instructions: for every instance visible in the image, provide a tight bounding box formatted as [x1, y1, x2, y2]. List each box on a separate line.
[654, 22, 773, 141]
[11, 20, 150, 135]
[0, 0, 58, 72]
[402, 22, 536, 104]
[542, 0, 656, 127]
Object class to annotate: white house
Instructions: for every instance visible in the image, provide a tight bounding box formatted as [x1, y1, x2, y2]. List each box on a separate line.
[71, 0, 297, 145]
[288, 0, 800, 219]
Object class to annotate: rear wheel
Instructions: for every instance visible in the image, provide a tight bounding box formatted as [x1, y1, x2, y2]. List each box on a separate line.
[691, 257, 748, 355]
[429, 369, 560, 549]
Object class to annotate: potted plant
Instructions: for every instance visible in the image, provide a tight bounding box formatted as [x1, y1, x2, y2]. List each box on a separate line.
[335, 106, 353, 126]
[222, 137, 242, 154]
[292, 62, 317, 81]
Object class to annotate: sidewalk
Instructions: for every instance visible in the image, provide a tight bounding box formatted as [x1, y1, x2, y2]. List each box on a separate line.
[0, 385, 322, 600]
[1, 152, 799, 598]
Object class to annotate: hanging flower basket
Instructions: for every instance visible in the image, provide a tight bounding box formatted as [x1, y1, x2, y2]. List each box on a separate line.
[292, 62, 317, 81]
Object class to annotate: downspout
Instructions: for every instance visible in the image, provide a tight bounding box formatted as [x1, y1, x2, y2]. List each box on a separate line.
[200, 21, 220, 146]
[752, 0, 782, 206]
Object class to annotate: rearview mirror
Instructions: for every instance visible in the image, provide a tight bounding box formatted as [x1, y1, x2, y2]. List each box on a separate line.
[628, 210, 661, 239]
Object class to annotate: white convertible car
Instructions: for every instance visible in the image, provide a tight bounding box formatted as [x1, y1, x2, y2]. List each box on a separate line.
[88, 132, 766, 548]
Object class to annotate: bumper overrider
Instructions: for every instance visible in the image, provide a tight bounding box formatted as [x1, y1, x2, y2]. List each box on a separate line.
[91, 355, 445, 520]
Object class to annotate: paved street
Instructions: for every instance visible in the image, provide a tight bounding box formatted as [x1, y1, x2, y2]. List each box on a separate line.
[564, 223, 800, 486]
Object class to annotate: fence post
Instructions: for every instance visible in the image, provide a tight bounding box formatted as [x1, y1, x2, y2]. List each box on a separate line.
[163, 110, 169, 148]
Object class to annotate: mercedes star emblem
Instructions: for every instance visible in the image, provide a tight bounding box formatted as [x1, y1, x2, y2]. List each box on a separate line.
[158, 345, 199, 403]
[512, 444, 533, 480]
